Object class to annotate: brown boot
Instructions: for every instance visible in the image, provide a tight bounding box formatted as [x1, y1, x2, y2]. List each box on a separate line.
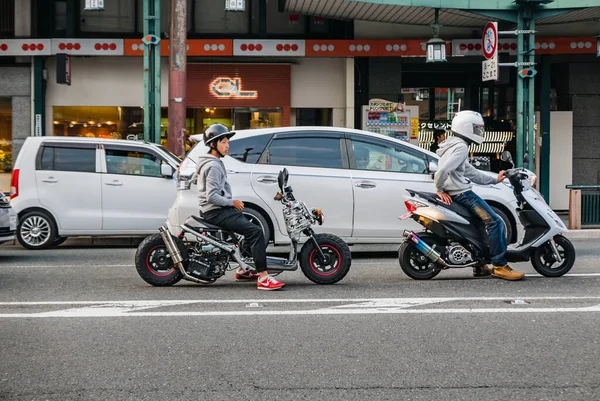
[492, 265, 525, 281]
[473, 265, 492, 277]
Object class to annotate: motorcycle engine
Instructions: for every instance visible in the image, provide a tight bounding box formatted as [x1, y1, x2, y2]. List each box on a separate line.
[446, 243, 473, 265]
[187, 246, 229, 282]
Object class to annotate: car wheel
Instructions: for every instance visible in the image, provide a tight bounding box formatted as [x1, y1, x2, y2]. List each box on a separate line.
[17, 210, 58, 250]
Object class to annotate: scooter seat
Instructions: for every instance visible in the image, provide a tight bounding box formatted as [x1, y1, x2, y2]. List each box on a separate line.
[408, 190, 476, 219]
[186, 215, 223, 231]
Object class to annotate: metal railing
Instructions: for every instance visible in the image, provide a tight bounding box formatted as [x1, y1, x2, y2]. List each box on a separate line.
[566, 185, 600, 228]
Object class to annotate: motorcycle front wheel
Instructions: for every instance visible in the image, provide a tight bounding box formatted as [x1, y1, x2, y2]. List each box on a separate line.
[531, 235, 575, 277]
[135, 233, 187, 286]
[398, 240, 441, 280]
[299, 234, 352, 284]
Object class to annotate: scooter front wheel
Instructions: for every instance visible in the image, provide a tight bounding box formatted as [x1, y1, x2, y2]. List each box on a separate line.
[299, 234, 352, 284]
[531, 235, 575, 277]
[398, 241, 441, 280]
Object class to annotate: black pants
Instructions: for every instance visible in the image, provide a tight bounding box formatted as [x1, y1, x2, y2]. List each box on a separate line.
[203, 207, 267, 272]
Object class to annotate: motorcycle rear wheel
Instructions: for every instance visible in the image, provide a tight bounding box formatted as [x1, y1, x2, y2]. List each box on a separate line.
[299, 234, 352, 284]
[398, 240, 441, 280]
[135, 233, 187, 286]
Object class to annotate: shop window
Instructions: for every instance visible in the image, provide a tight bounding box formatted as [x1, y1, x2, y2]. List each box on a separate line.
[228, 134, 272, 164]
[234, 109, 282, 130]
[80, 0, 135, 32]
[194, 0, 249, 34]
[296, 108, 333, 126]
[351, 140, 427, 174]
[105, 148, 163, 177]
[53, 106, 148, 140]
[38, 146, 96, 173]
[0, 98, 12, 173]
[261, 137, 343, 169]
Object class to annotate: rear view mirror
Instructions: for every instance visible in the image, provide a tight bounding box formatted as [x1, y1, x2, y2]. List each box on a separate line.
[500, 150, 511, 162]
[161, 163, 175, 178]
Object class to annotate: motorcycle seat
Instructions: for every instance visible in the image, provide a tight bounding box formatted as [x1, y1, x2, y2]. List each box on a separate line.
[186, 215, 224, 231]
[408, 190, 476, 220]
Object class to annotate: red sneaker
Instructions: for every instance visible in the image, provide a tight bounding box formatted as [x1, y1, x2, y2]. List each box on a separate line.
[234, 269, 260, 282]
[257, 275, 285, 291]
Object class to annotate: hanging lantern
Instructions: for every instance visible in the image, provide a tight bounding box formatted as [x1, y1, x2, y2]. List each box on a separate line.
[426, 37, 447, 63]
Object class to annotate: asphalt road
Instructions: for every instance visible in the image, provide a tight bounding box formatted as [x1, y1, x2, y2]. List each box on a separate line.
[1, 239, 599, 401]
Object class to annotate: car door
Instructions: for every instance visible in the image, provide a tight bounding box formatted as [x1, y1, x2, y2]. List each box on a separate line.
[35, 142, 102, 231]
[100, 144, 176, 232]
[250, 131, 353, 237]
[348, 134, 434, 239]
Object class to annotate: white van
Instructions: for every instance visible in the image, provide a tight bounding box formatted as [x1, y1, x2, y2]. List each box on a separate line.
[10, 136, 180, 249]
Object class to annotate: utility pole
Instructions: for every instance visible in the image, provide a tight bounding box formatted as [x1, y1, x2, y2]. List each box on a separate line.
[168, 0, 187, 157]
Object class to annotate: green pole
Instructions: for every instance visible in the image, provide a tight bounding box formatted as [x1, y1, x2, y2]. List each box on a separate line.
[143, 0, 160, 143]
[516, 7, 524, 168]
[527, 10, 535, 174]
[153, 0, 161, 144]
[540, 55, 551, 201]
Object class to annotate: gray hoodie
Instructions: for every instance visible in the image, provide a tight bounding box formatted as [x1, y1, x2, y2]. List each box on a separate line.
[433, 136, 497, 196]
[196, 154, 233, 215]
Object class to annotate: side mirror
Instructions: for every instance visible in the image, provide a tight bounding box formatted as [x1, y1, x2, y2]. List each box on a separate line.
[161, 163, 175, 178]
[428, 161, 438, 173]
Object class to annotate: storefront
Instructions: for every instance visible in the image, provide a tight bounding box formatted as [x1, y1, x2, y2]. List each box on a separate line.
[0, 66, 31, 192]
[45, 56, 347, 142]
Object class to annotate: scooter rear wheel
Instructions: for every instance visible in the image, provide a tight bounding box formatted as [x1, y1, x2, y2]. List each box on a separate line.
[398, 241, 441, 280]
[135, 233, 187, 286]
[531, 235, 575, 277]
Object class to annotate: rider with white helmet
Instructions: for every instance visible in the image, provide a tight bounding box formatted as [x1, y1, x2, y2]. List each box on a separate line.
[434, 110, 524, 281]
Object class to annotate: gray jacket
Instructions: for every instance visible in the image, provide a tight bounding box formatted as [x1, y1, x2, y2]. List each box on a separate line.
[196, 154, 233, 215]
[433, 136, 497, 196]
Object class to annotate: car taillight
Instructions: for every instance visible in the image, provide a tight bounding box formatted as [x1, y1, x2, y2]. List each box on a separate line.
[9, 169, 19, 200]
[404, 200, 417, 213]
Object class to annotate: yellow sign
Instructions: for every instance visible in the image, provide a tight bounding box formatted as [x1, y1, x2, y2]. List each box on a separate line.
[410, 118, 419, 139]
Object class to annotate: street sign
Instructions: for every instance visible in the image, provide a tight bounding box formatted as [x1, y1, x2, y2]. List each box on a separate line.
[482, 22, 498, 60]
[482, 58, 498, 81]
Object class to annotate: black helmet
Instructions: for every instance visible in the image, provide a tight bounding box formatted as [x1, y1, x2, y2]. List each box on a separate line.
[204, 123, 235, 147]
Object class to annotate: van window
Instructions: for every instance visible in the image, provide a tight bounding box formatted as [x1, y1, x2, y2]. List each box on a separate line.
[38, 146, 96, 173]
[105, 148, 163, 177]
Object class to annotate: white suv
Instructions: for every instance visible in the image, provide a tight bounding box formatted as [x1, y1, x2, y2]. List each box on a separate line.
[167, 127, 521, 247]
[10, 136, 180, 249]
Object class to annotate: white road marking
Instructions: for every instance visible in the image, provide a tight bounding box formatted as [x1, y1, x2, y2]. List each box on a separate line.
[2, 297, 600, 318]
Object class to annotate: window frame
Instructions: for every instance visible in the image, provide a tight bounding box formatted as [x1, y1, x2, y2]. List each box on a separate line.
[35, 142, 99, 173]
[227, 133, 273, 164]
[345, 134, 430, 175]
[257, 130, 349, 170]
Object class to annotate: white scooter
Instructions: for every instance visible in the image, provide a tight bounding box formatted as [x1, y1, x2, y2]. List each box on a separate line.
[398, 167, 575, 279]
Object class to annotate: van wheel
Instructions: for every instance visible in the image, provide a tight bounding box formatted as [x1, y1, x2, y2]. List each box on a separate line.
[17, 211, 58, 250]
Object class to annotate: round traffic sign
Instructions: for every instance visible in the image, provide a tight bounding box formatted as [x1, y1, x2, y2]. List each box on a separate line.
[482, 22, 497, 59]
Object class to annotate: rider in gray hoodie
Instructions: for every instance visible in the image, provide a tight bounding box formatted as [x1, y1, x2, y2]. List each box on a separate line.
[195, 123, 285, 291]
[434, 111, 524, 281]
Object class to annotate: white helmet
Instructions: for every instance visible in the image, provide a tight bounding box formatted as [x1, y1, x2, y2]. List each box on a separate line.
[450, 110, 486, 145]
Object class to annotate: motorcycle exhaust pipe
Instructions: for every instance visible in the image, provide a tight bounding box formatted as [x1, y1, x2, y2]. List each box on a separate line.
[158, 226, 212, 285]
[403, 230, 446, 267]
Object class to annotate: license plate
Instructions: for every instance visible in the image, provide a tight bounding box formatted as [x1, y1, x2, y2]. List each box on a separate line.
[399, 212, 412, 221]
[9, 216, 17, 231]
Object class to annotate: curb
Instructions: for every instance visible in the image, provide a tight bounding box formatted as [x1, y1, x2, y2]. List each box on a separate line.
[564, 229, 600, 240]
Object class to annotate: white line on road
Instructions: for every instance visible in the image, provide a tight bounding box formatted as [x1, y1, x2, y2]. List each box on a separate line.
[2, 297, 600, 318]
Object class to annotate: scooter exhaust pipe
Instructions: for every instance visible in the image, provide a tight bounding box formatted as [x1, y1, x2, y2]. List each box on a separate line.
[158, 226, 212, 285]
[403, 230, 445, 265]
